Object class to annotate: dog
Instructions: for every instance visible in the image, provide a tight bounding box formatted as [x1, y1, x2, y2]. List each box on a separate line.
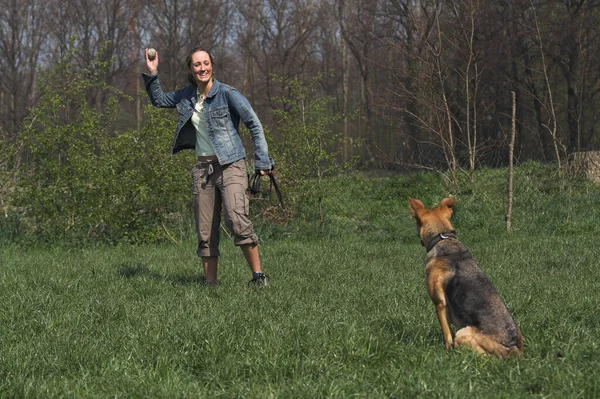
[408, 196, 523, 356]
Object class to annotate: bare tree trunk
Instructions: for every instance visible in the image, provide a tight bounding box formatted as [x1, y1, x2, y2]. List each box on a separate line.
[523, 48, 552, 160]
[342, 38, 349, 162]
[566, 49, 581, 153]
[507, 91, 516, 233]
[434, 9, 457, 184]
[0, 0, 47, 138]
[531, 1, 562, 172]
[136, 59, 141, 131]
[336, 0, 376, 158]
[461, 0, 479, 184]
[129, 18, 141, 131]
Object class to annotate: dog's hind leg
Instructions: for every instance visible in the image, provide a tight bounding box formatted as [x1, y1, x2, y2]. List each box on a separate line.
[454, 326, 486, 355]
[455, 328, 516, 357]
[476, 336, 515, 357]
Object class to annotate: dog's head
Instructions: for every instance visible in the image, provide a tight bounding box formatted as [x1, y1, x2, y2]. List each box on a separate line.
[408, 197, 456, 248]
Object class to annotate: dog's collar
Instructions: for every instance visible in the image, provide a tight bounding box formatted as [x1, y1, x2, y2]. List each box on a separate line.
[425, 231, 457, 252]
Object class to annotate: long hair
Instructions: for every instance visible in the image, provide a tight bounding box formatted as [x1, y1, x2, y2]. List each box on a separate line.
[185, 47, 216, 86]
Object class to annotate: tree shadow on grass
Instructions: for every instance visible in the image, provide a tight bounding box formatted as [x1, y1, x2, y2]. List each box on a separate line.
[118, 263, 208, 286]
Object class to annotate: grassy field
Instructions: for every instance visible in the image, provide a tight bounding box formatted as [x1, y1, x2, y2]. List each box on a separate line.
[1, 163, 599, 398]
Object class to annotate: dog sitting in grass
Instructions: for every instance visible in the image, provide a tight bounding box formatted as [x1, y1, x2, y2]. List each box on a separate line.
[408, 196, 523, 357]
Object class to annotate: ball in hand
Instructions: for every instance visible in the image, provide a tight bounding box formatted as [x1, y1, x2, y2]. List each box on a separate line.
[147, 48, 157, 61]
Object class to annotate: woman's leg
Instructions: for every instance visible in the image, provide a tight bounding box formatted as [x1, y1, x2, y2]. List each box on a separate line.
[202, 256, 218, 285]
[242, 243, 267, 285]
[241, 244, 261, 273]
[220, 160, 265, 282]
[193, 160, 222, 283]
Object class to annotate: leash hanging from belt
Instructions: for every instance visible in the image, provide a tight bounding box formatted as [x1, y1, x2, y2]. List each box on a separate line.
[249, 171, 287, 216]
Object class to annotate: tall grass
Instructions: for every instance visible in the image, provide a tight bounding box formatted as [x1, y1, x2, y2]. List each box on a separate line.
[1, 163, 599, 398]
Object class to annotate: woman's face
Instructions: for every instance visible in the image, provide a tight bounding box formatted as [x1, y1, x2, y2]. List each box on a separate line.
[190, 50, 212, 86]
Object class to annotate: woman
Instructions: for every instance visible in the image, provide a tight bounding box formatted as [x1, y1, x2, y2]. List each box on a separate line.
[142, 47, 271, 286]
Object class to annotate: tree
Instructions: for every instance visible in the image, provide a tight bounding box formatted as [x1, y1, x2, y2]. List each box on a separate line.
[271, 74, 359, 227]
[234, 0, 318, 115]
[0, 0, 48, 138]
[335, 0, 380, 150]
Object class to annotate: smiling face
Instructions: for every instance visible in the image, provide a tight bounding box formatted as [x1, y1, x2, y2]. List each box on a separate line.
[189, 50, 213, 86]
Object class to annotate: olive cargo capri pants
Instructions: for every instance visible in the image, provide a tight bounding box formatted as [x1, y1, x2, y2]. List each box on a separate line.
[192, 158, 259, 257]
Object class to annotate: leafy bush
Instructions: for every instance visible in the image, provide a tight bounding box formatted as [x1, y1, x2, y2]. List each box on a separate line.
[12, 50, 194, 245]
[267, 73, 361, 229]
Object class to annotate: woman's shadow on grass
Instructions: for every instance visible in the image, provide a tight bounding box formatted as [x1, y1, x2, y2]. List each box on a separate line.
[118, 263, 208, 286]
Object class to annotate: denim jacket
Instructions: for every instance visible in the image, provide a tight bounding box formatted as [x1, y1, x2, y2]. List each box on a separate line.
[142, 73, 272, 170]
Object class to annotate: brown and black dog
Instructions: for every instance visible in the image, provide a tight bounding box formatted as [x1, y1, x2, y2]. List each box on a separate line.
[408, 196, 523, 356]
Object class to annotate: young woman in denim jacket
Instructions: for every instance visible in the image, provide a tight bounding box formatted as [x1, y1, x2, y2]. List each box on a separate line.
[142, 47, 270, 286]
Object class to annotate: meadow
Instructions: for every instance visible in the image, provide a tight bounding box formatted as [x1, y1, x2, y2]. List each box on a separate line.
[1, 163, 599, 398]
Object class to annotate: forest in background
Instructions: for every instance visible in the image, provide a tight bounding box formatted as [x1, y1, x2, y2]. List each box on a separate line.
[1, 0, 599, 171]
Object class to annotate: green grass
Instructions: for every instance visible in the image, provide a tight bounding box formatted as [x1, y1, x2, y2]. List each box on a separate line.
[1, 163, 600, 398]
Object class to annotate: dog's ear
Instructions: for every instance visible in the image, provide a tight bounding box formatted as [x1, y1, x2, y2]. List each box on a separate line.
[439, 197, 456, 214]
[408, 197, 425, 218]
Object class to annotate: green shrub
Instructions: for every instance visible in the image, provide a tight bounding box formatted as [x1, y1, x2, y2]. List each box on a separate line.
[13, 49, 194, 245]
[268, 73, 361, 230]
